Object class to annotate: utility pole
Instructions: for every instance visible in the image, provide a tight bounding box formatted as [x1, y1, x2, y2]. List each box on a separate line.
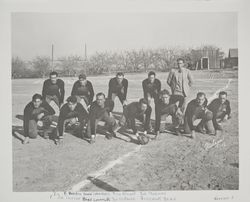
[84, 43, 87, 61]
[51, 44, 54, 71]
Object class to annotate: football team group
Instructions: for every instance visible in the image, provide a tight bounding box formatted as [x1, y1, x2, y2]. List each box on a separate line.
[21, 58, 231, 145]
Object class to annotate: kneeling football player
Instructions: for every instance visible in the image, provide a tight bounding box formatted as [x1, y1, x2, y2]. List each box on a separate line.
[23, 93, 56, 144]
[56, 96, 88, 145]
[207, 91, 231, 131]
[154, 89, 184, 138]
[119, 98, 152, 140]
[86, 93, 119, 144]
[183, 92, 215, 138]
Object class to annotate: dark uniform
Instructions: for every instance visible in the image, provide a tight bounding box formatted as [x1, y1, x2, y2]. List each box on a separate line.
[87, 99, 117, 137]
[142, 78, 161, 105]
[23, 101, 55, 138]
[120, 102, 152, 134]
[155, 95, 184, 133]
[108, 77, 128, 105]
[57, 103, 88, 138]
[207, 98, 231, 130]
[184, 98, 214, 134]
[71, 80, 94, 107]
[42, 79, 65, 107]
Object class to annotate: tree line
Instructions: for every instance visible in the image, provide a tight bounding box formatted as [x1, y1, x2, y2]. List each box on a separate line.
[12, 45, 224, 78]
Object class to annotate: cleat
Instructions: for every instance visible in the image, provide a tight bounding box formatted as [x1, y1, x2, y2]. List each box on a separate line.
[153, 131, 160, 140]
[215, 125, 223, 131]
[110, 131, 117, 138]
[43, 131, 50, 139]
[89, 138, 95, 144]
[22, 137, 30, 144]
[90, 135, 96, 144]
[55, 137, 63, 145]
[106, 133, 113, 140]
[191, 131, 196, 139]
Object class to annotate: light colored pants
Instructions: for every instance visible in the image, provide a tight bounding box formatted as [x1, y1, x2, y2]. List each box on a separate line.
[110, 93, 126, 105]
[76, 96, 89, 112]
[46, 95, 60, 107]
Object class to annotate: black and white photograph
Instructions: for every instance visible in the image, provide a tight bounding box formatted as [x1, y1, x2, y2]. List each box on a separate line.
[11, 11, 239, 192]
[1, 0, 250, 201]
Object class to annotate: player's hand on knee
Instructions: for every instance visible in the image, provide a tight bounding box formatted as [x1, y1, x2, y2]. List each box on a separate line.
[175, 108, 183, 121]
[222, 114, 229, 122]
[176, 107, 182, 115]
[135, 132, 140, 139]
[37, 113, 45, 120]
[123, 100, 128, 106]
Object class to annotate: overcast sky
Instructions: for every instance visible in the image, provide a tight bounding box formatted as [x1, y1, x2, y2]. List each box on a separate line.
[12, 12, 237, 60]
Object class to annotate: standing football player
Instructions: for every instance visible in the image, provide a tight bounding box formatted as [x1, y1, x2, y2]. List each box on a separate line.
[71, 74, 94, 112]
[108, 72, 128, 108]
[142, 71, 161, 106]
[42, 71, 65, 110]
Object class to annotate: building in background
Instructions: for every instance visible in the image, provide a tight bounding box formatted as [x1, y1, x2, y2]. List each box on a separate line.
[191, 48, 223, 70]
[222, 48, 238, 69]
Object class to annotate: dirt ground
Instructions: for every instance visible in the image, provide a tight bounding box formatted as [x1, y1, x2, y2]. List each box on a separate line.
[12, 70, 238, 191]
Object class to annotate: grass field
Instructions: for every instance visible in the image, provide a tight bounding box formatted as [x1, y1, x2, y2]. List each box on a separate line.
[12, 70, 238, 191]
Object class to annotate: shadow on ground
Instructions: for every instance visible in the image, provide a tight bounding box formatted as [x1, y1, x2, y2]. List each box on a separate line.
[87, 176, 120, 191]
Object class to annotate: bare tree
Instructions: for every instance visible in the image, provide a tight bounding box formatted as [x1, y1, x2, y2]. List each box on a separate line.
[12, 57, 27, 78]
[32, 56, 51, 78]
[127, 50, 142, 72]
[58, 55, 82, 76]
[13, 44, 225, 78]
[139, 49, 152, 72]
